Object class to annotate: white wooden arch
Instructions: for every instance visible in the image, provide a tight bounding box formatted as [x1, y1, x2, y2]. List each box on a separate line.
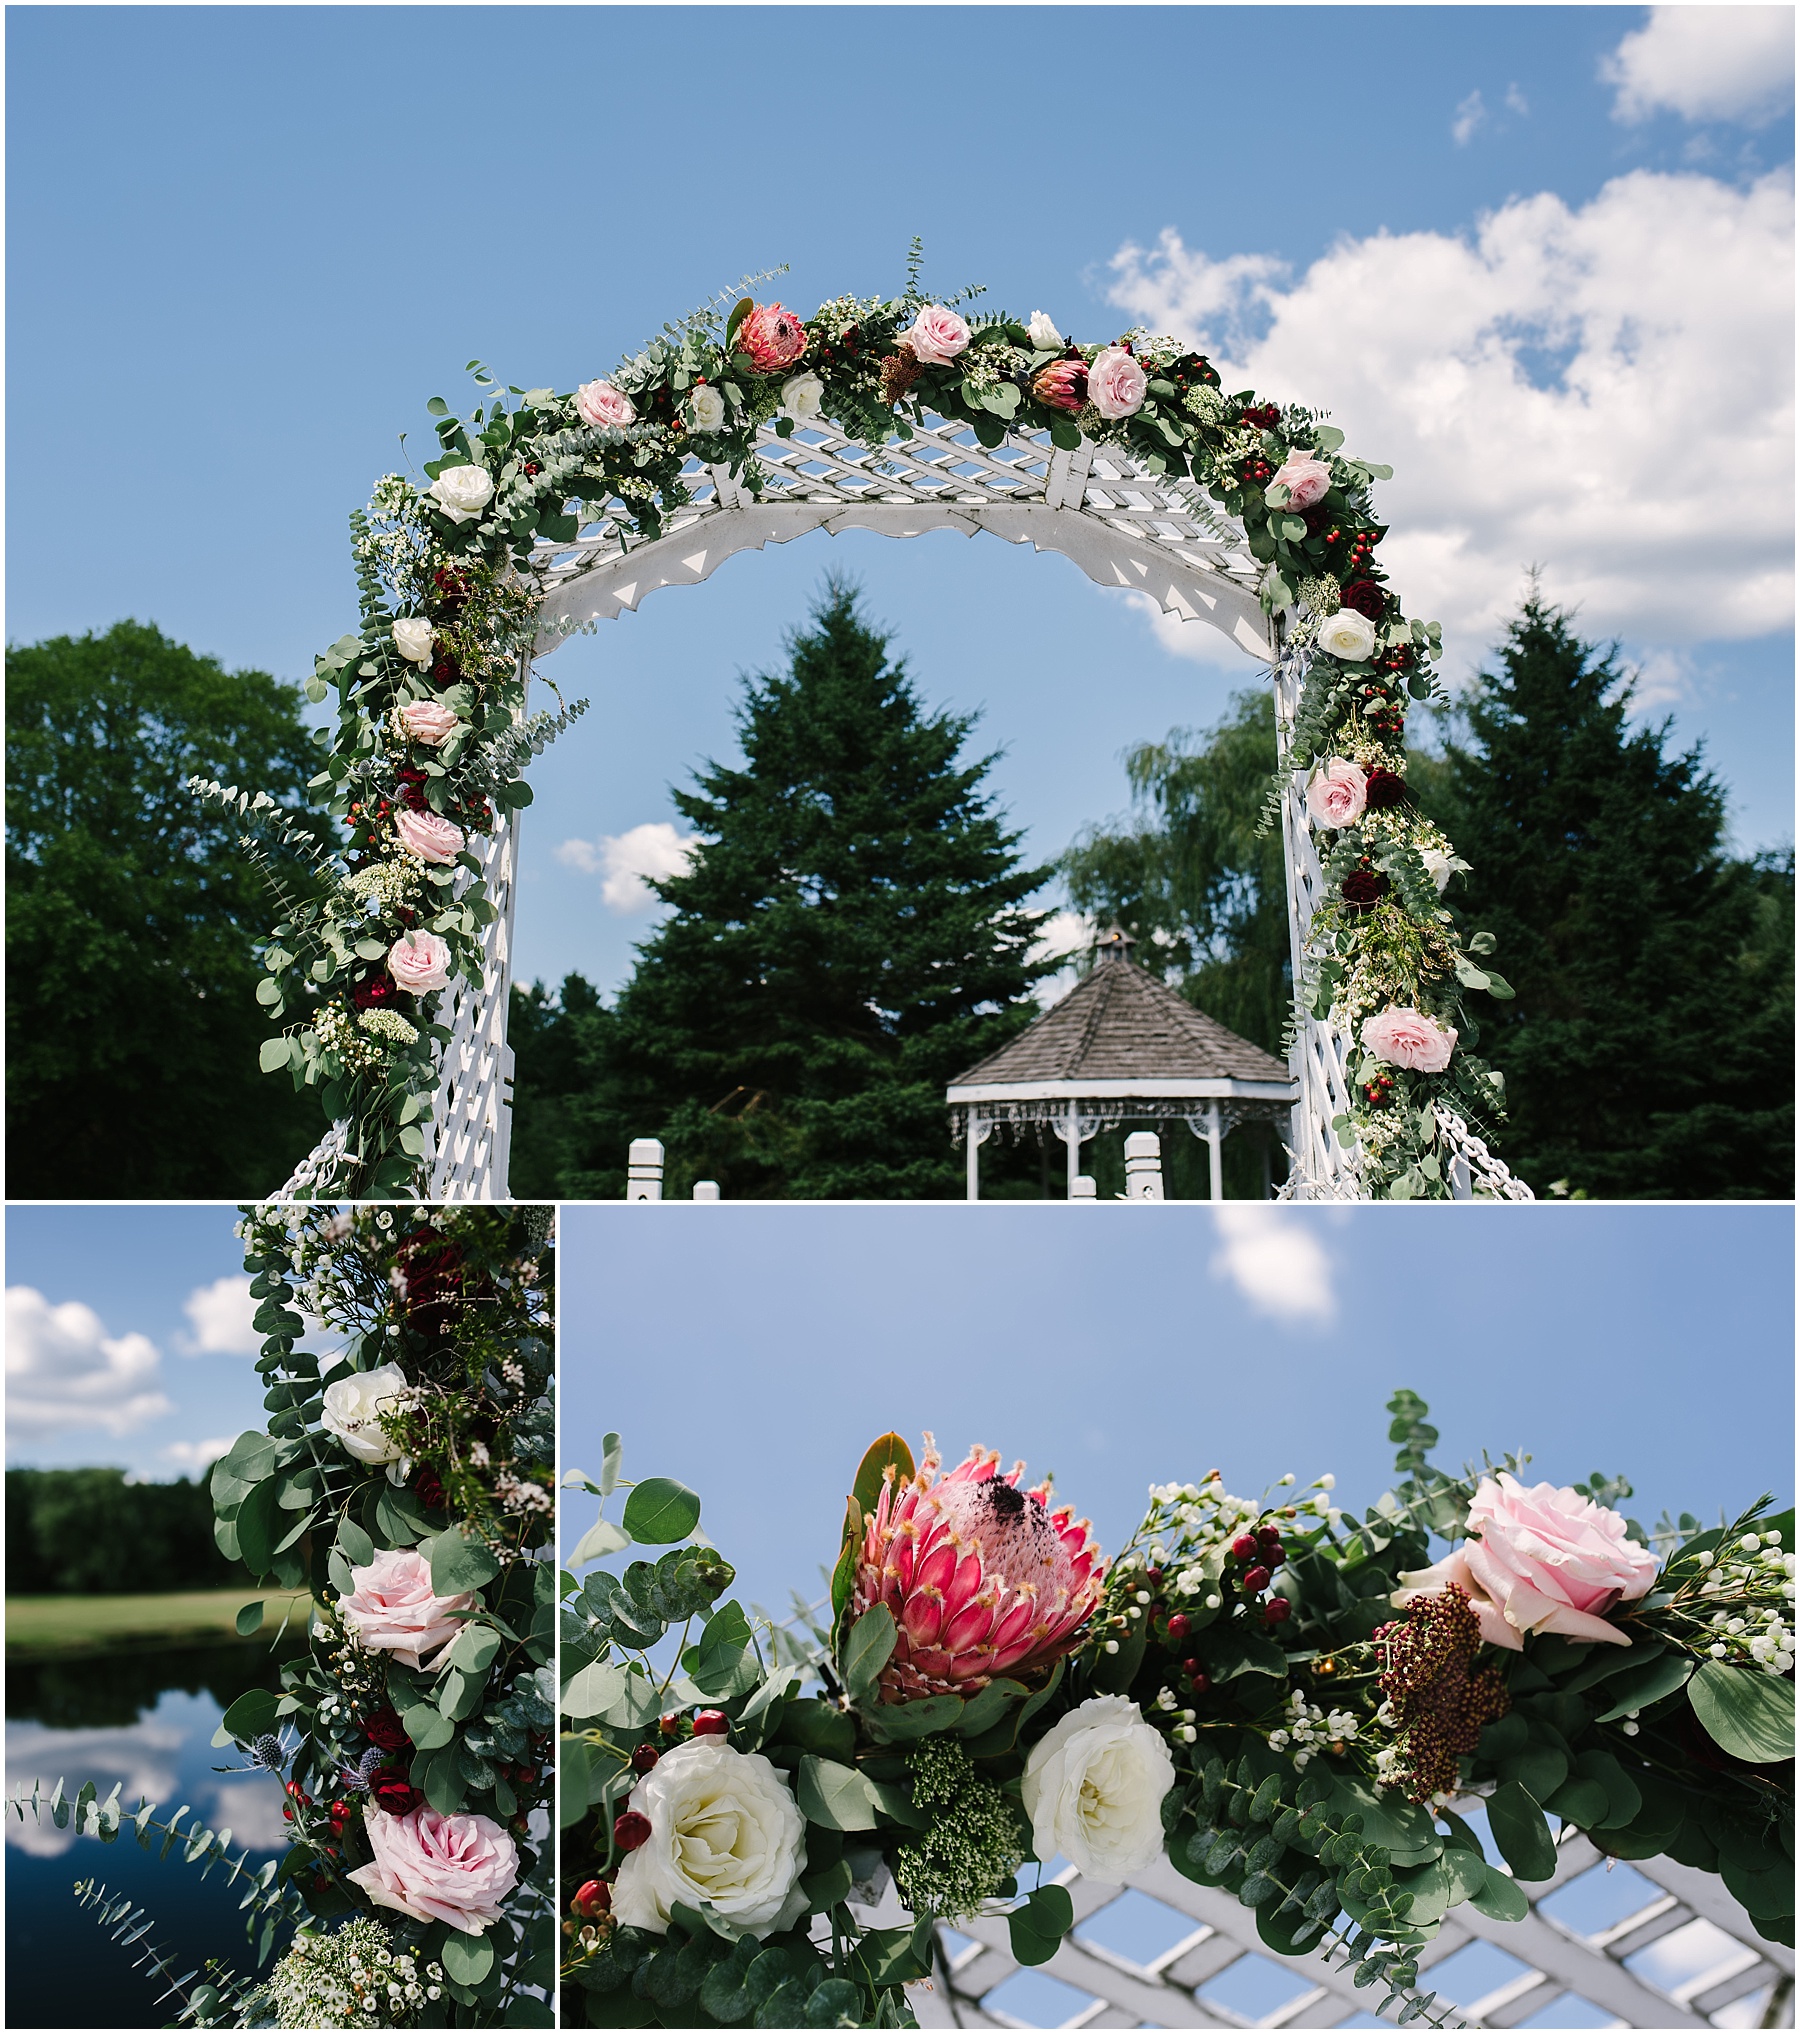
[913, 1814, 1792, 2029]
[283, 413, 1529, 1202]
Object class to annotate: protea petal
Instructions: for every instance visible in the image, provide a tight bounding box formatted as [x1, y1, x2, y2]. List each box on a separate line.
[850, 1436, 1105, 1702]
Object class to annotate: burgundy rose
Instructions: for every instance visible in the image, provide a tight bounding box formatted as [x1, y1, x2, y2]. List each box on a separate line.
[1363, 768, 1407, 810]
[1241, 402, 1281, 430]
[372, 1773, 423, 1817]
[1340, 579, 1387, 621]
[364, 1706, 411, 1754]
[352, 974, 398, 1012]
[1341, 869, 1390, 910]
[413, 1469, 446, 1512]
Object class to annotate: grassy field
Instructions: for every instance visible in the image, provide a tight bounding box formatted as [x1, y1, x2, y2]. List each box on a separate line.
[6, 1589, 312, 1656]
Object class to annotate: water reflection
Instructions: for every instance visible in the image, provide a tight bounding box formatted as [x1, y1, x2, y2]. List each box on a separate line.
[6, 1640, 298, 2029]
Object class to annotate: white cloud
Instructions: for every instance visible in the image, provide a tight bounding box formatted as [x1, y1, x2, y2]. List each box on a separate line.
[163, 1436, 236, 1473]
[1116, 587, 1259, 670]
[1505, 83, 1530, 119]
[1209, 1208, 1336, 1323]
[1452, 89, 1487, 146]
[557, 821, 699, 913]
[1604, 6, 1794, 126]
[180, 1273, 259, 1356]
[1107, 169, 1794, 662]
[1029, 908, 1097, 1008]
[5, 1287, 171, 1439]
[206, 1779, 290, 1852]
[5, 1718, 184, 1857]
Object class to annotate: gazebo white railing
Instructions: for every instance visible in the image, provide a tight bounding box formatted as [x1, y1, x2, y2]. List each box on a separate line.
[911, 1817, 1791, 2029]
[280, 414, 1530, 1203]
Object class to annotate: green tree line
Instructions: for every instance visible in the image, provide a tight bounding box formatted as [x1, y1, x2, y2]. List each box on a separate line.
[6, 1468, 240, 1596]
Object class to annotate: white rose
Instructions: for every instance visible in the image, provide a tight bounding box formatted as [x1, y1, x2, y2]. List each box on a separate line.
[320, 1362, 410, 1465]
[780, 372, 824, 422]
[1028, 310, 1062, 351]
[1020, 1695, 1175, 1885]
[688, 384, 727, 433]
[428, 464, 494, 524]
[391, 618, 434, 665]
[1317, 609, 1378, 663]
[612, 1739, 807, 1937]
[1420, 849, 1454, 893]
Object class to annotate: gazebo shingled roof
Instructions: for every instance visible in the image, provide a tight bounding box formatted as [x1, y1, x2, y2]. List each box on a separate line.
[946, 929, 1297, 1199]
[951, 946, 1291, 1091]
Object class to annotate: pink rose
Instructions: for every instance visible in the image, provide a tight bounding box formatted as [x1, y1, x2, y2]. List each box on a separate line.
[1360, 1005, 1457, 1073]
[347, 1801, 519, 1935]
[901, 305, 971, 367]
[387, 931, 452, 996]
[1395, 1473, 1658, 1651]
[398, 701, 460, 748]
[1086, 347, 1148, 420]
[1306, 757, 1367, 829]
[395, 808, 465, 866]
[1272, 455, 1331, 509]
[736, 303, 807, 373]
[337, 1547, 477, 1670]
[576, 379, 636, 429]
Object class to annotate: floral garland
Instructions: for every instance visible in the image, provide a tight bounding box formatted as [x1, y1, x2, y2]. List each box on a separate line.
[558, 1394, 1792, 2029]
[8, 1205, 560, 2027]
[215, 255, 1511, 1198]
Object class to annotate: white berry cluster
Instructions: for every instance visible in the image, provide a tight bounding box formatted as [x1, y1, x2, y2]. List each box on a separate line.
[261, 1917, 444, 2027]
[1693, 1529, 1795, 1674]
[1267, 1687, 1364, 1770]
[1117, 1470, 1337, 1605]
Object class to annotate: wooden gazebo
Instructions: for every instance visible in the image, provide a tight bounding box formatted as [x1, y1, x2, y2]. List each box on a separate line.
[946, 929, 1298, 1200]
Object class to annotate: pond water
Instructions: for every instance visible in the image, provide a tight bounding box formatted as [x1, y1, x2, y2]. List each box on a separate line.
[6, 1639, 299, 2030]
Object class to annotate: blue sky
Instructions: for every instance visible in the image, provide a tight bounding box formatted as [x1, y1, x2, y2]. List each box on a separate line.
[561, 1203, 1796, 1619]
[6, 6, 1793, 998]
[5, 1204, 271, 1478]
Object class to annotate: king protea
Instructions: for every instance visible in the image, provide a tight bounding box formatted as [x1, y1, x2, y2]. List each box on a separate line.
[851, 1438, 1105, 1703]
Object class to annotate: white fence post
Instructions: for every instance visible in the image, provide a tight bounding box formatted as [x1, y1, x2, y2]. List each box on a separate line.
[1069, 1176, 1098, 1201]
[625, 1138, 664, 1202]
[1123, 1131, 1165, 1201]
[692, 1180, 720, 1202]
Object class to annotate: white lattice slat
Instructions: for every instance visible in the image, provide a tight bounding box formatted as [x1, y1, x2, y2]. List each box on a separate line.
[912, 1816, 1790, 2030]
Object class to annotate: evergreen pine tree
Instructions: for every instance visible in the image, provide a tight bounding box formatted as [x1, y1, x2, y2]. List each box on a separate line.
[1429, 593, 1792, 1198]
[517, 579, 1053, 1198]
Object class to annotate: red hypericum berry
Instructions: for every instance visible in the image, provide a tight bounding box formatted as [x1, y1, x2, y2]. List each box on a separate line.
[284, 1780, 304, 1797]
[1264, 1597, 1293, 1626]
[692, 1711, 730, 1737]
[1145, 1567, 1164, 1586]
[330, 1800, 350, 1822]
[1243, 1565, 1272, 1594]
[658, 1713, 682, 1737]
[282, 1805, 294, 1821]
[1231, 1535, 1259, 1561]
[630, 1744, 660, 1774]
[1257, 1525, 1282, 1546]
[572, 1879, 611, 1919]
[613, 1811, 653, 1853]
[516, 1765, 538, 1788]
[1166, 1613, 1192, 1643]
[1187, 1670, 1212, 1695]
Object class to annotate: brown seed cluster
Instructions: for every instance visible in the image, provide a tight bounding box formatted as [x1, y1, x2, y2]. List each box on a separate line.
[1373, 1583, 1510, 1803]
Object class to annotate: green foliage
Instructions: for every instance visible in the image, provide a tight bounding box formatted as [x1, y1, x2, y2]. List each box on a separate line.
[512, 579, 1055, 1199]
[1062, 686, 1292, 1057]
[5, 620, 326, 1194]
[1422, 594, 1794, 1197]
[6, 1468, 240, 1595]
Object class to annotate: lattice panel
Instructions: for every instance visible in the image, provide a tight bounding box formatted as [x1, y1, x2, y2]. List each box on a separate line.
[915, 1817, 1792, 2030]
[530, 417, 1273, 663]
[421, 808, 518, 1199]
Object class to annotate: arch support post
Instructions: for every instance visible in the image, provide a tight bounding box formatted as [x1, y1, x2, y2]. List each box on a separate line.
[965, 1114, 993, 1201]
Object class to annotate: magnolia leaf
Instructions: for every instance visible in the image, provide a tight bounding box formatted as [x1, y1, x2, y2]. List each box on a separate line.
[1690, 1661, 1796, 1764]
[622, 1477, 701, 1545]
